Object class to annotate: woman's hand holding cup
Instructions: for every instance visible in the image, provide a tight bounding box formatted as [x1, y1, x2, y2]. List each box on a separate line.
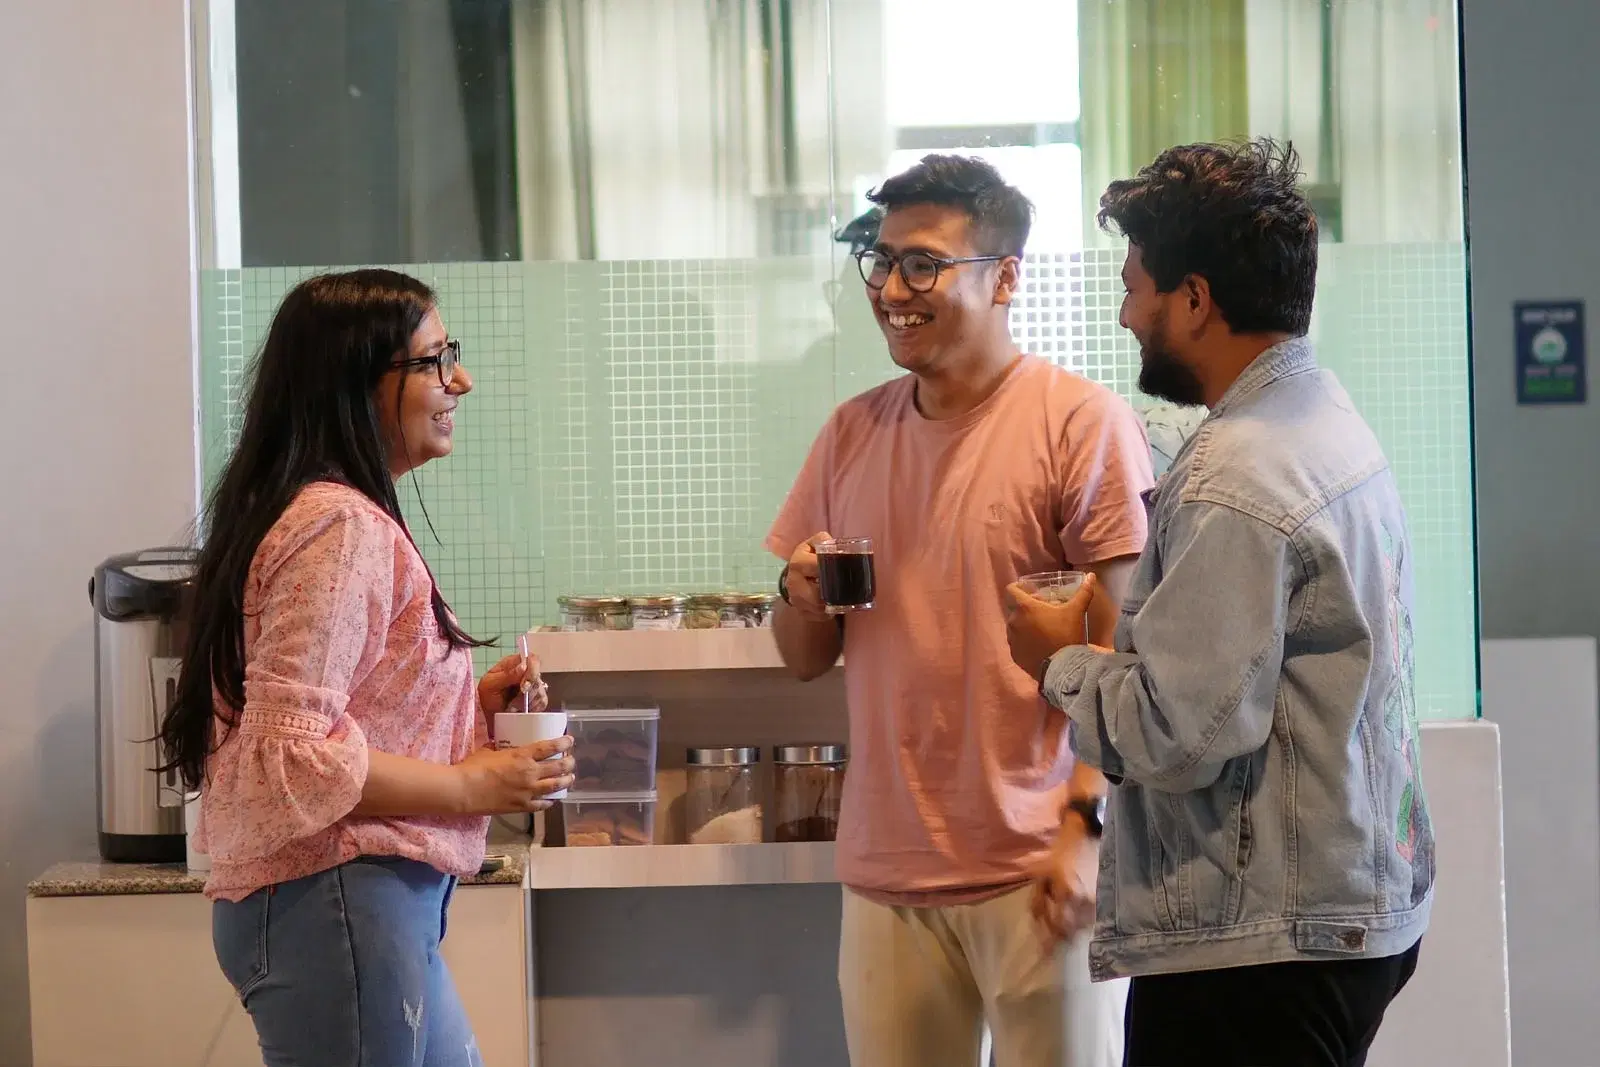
[456, 732, 574, 815]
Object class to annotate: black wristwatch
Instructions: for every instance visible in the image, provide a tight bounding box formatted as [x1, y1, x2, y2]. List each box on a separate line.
[1066, 795, 1107, 838]
[777, 563, 793, 605]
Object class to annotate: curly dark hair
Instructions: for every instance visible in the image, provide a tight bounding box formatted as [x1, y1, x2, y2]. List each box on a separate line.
[1097, 139, 1317, 336]
[868, 154, 1034, 258]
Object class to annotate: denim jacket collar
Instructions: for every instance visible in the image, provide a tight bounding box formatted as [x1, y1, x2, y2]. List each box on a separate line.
[1211, 336, 1318, 418]
[1144, 338, 1317, 511]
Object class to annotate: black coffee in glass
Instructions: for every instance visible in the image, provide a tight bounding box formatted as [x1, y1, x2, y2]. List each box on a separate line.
[816, 537, 875, 614]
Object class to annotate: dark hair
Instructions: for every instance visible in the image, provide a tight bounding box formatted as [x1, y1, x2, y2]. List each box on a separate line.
[1097, 138, 1318, 336]
[159, 269, 487, 790]
[835, 207, 883, 255]
[867, 154, 1034, 257]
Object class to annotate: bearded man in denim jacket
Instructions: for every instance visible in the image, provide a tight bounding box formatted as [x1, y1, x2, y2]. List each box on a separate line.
[1005, 138, 1433, 1067]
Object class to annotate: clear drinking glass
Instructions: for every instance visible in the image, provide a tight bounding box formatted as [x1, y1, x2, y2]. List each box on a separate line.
[1017, 569, 1088, 604]
[815, 537, 875, 614]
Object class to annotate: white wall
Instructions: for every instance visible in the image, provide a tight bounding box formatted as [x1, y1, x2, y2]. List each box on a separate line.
[1483, 638, 1600, 1066]
[0, 3, 199, 1064]
[1460, 1, 1600, 1059]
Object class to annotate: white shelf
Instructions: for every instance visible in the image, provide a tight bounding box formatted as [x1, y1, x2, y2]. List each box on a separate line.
[527, 841, 837, 890]
[524, 627, 790, 674]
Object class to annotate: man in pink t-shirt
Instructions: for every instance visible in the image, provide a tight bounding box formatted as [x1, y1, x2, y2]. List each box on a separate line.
[767, 156, 1154, 1067]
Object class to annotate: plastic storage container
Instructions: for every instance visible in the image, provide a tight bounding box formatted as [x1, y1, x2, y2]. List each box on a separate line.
[566, 705, 661, 792]
[560, 791, 658, 846]
[685, 746, 763, 844]
[773, 743, 847, 842]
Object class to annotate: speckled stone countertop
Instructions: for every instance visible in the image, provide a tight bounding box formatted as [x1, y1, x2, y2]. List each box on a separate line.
[28, 847, 529, 898]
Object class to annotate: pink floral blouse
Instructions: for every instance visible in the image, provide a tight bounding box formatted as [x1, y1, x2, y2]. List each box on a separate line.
[196, 481, 490, 902]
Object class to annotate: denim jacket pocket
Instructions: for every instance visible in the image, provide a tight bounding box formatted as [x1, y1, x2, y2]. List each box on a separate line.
[212, 889, 271, 1001]
[1225, 758, 1254, 925]
[1147, 806, 1179, 932]
[1149, 761, 1256, 932]
[1195, 759, 1257, 929]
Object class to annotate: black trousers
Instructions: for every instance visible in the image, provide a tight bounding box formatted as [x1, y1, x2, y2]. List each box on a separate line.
[1122, 940, 1421, 1067]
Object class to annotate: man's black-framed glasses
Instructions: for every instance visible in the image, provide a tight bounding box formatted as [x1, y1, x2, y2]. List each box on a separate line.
[392, 339, 461, 387]
[854, 249, 1005, 293]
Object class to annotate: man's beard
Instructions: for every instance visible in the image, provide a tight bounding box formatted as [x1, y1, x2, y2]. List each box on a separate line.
[1137, 314, 1206, 407]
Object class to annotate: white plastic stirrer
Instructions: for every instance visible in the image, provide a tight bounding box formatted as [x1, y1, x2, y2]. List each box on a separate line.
[516, 633, 547, 712]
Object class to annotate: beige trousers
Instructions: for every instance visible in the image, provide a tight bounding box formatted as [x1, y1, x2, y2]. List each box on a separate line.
[839, 885, 1127, 1067]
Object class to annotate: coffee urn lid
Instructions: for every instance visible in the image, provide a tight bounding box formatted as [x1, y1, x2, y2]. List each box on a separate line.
[91, 547, 199, 621]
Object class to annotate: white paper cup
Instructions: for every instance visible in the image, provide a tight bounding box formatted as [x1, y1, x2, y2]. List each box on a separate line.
[494, 711, 569, 799]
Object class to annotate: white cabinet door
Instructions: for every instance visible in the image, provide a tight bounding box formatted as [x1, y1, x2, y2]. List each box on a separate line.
[28, 885, 529, 1067]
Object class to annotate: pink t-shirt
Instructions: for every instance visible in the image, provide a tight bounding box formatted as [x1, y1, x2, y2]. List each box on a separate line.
[767, 356, 1153, 902]
[197, 482, 490, 902]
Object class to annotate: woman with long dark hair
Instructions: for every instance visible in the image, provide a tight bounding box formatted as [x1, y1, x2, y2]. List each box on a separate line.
[159, 269, 573, 1065]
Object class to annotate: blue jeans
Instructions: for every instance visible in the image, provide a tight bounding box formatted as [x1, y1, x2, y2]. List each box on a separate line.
[213, 855, 482, 1067]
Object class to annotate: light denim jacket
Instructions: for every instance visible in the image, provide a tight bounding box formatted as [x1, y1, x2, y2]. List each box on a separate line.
[1043, 338, 1434, 981]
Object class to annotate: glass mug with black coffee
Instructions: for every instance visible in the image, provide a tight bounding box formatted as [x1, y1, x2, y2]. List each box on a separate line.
[815, 537, 876, 614]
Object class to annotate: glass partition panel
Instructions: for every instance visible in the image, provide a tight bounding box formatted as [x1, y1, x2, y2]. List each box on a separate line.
[196, 0, 1476, 717]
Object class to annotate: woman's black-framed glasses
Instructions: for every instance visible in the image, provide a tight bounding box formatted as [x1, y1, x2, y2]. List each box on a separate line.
[391, 339, 461, 387]
[853, 249, 1005, 293]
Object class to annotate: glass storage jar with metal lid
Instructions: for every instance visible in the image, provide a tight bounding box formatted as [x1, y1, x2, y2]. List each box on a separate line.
[685, 746, 763, 844]
[730, 592, 777, 628]
[773, 743, 847, 842]
[627, 594, 688, 630]
[686, 592, 778, 630]
[558, 595, 630, 631]
[685, 594, 731, 630]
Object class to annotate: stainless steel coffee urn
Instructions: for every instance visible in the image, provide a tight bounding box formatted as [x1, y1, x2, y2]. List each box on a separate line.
[91, 548, 198, 862]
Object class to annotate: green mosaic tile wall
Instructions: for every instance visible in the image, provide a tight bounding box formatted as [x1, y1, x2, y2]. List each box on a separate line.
[198, 242, 1476, 718]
